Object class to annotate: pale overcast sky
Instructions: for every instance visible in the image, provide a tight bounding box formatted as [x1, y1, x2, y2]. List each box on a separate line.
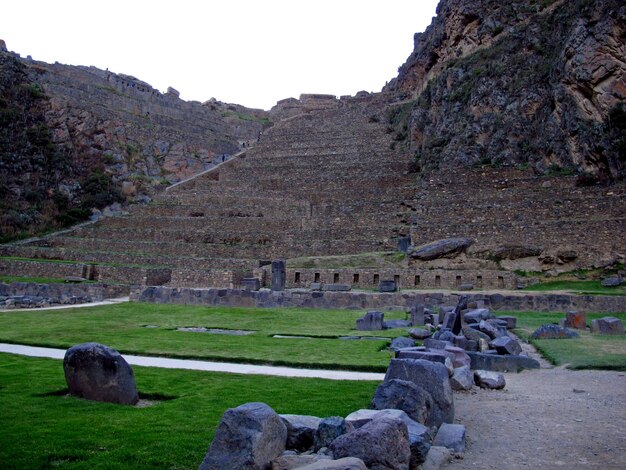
[1, 0, 439, 110]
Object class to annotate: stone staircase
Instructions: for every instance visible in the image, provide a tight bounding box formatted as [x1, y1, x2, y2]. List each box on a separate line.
[0, 94, 417, 287]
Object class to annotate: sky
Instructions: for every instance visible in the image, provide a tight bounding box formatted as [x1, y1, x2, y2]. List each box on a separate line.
[1, 0, 439, 110]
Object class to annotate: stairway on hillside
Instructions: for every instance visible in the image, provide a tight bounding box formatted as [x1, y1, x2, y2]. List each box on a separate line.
[0, 95, 417, 288]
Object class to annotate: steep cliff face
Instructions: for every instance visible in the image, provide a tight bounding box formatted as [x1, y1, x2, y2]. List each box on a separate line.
[386, 0, 625, 181]
[0, 43, 270, 241]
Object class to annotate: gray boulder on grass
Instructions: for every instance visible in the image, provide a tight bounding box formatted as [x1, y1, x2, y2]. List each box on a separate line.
[432, 423, 466, 453]
[530, 324, 579, 339]
[356, 311, 385, 331]
[313, 417, 353, 451]
[590, 316, 625, 335]
[600, 276, 622, 287]
[409, 328, 431, 340]
[63, 342, 139, 405]
[384, 359, 454, 428]
[474, 370, 506, 389]
[199, 402, 287, 470]
[329, 416, 411, 470]
[371, 378, 434, 425]
[389, 337, 416, 351]
[280, 414, 322, 451]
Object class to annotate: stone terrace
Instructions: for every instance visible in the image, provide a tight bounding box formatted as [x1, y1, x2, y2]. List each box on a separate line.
[1, 95, 417, 287]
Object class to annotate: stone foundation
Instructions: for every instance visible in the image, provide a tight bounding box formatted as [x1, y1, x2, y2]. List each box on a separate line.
[130, 286, 626, 313]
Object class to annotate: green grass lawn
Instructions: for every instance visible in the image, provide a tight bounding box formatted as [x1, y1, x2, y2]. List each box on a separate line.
[0, 354, 379, 469]
[522, 279, 626, 296]
[0, 302, 409, 371]
[513, 311, 626, 370]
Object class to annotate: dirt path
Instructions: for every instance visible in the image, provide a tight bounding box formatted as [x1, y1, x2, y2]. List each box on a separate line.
[450, 364, 626, 469]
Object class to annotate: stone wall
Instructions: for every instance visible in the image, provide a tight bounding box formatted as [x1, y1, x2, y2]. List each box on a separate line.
[130, 286, 626, 313]
[282, 267, 517, 290]
[0, 282, 129, 301]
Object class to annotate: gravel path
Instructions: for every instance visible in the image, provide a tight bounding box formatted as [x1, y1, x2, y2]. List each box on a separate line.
[450, 364, 626, 469]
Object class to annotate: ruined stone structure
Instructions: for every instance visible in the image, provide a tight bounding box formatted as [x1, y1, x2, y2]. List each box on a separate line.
[0, 0, 624, 292]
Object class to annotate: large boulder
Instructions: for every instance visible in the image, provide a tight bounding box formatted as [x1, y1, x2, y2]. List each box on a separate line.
[271, 454, 331, 470]
[408, 238, 473, 260]
[563, 311, 587, 330]
[199, 402, 287, 470]
[590, 316, 625, 335]
[492, 244, 543, 260]
[329, 416, 411, 470]
[63, 342, 139, 405]
[467, 352, 540, 372]
[345, 409, 432, 468]
[371, 379, 434, 425]
[463, 308, 492, 324]
[280, 414, 321, 451]
[450, 366, 474, 391]
[462, 326, 491, 343]
[384, 359, 454, 427]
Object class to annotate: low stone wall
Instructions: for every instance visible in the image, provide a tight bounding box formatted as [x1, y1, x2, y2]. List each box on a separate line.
[0, 282, 130, 301]
[130, 286, 626, 313]
[283, 268, 518, 291]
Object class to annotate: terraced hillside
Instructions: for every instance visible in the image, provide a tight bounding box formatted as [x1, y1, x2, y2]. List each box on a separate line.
[0, 94, 417, 287]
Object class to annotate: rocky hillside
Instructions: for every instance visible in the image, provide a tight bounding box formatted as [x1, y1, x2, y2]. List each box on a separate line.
[385, 0, 625, 182]
[0, 40, 269, 242]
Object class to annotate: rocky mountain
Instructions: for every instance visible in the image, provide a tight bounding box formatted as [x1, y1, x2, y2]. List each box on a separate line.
[385, 0, 625, 182]
[0, 39, 269, 242]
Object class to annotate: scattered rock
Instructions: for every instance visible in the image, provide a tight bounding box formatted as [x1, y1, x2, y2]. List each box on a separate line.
[356, 311, 384, 331]
[474, 370, 506, 389]
[467, 351, 540, 372]
[600, 276, 622, 287]
[497, 315, 517, 329]
[463, 308, 492, 324]
[462, 326, 491, 343]
[297, 457, 367, 470]
[530, 324, 579, 339]
[492, 244, 543, 260]
[408, 237, 473, 260]
[329, 416, 412, 470]
[450, 366, 474, 391]
[490, 336, 522, 355]
[590, 316, 625, 335]
[280, 414, 321, 452]
[313, 417, 353, 451]
[421, 446, 452, 470]
[389, 337, 416, 351]
[384, 359, 454, 428]
[384, 319, 412, 329]
[478, 320, 500, 339]
[371, 379, 434, 425]
[563, 311, 587, 330]
[433, 423, 466, 453]
[443, 345, 471, 368]
[63, 342, 139, 405]
[409, 328, 431, 340]
[199, 402, 287, 470]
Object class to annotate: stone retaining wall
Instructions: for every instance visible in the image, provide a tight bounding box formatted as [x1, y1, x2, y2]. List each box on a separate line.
[130, 286, 626, 313]
[0, 282, 129, 301]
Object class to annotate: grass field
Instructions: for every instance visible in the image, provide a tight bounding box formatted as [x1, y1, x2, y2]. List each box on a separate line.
[0, 354, 378, 469]
[514, 312, 626, 370]
[0, 302, 409, 371]
[522, 279, 626, 296]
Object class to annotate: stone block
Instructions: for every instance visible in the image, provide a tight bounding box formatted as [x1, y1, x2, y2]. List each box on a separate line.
[433, 423, 466, 453]
[241, 277, 261, 291]
[371, 379, 434, 425]
[530, 324, 579, 339]
[329, 416, 411, 470]
[590, 316, 624, 335]
[409, 328, 431, 340]
[379, 280, 397, 293]
[280, 414, 322, 451]
[384, 319, 412, 329]
[314, 416, 353, 451]
[297, 457, 367, 470]
[321, 283, 352, 292]
[489, 336, 522, 355]
[309, 282, 322, 291]
[271, 260, 286, 291]
[421, 446, 452, 470]
[389, 336, 416, 351]
[356, 310, 384, 331]
[410, 305, 425, 326]
[467, 352, 540, 372]
[199, 402, 287, 470]
[384, 358, 454, 428]
[497, 315, 517, 329]
[450, 366, 473, 391]
[474, 370, 506, 389]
